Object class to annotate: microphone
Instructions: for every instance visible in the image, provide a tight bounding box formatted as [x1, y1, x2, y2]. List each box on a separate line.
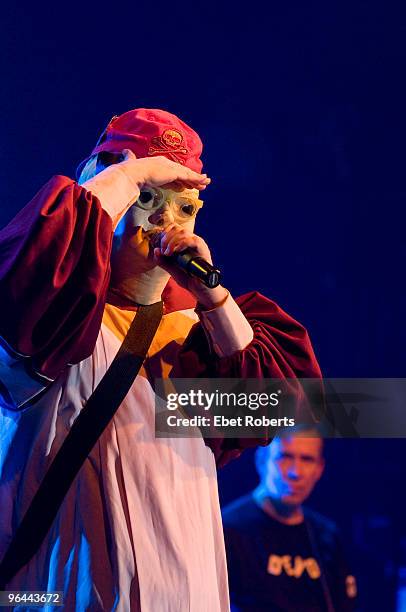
[149, 232, 222, 289]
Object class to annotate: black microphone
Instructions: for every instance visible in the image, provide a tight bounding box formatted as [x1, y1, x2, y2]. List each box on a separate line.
[150, 232, 222, 289]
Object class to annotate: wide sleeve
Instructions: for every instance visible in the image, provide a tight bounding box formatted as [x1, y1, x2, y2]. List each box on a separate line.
[173, 291, 322, 466]
[0, 176, 114, 408]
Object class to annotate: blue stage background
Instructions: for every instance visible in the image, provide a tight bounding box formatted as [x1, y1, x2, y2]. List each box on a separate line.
[1, 2, 405, 609]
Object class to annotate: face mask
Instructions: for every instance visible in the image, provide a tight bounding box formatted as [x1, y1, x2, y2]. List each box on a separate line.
[110, 186, 204, 303]
[128, 187, 203, 232]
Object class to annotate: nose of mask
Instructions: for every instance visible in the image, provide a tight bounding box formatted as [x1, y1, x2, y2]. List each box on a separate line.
[148, 205, 175, 227]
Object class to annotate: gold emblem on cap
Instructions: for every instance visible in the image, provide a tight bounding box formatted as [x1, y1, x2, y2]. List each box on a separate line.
[162, 129, 183, 147]
[148, 129, 188, 164]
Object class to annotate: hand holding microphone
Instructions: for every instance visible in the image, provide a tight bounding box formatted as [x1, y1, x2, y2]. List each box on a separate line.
[151, 225, 226, 307]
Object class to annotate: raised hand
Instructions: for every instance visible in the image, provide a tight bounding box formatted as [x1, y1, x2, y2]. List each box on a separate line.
[120, 149, 211, 192]
[152, 223, 228, 308]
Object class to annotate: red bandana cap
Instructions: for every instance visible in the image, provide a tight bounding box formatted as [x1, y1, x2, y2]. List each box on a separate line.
[77, 108, 203, 178]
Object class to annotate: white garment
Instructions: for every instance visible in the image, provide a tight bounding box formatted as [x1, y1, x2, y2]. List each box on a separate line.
[0, 305, 230, 612]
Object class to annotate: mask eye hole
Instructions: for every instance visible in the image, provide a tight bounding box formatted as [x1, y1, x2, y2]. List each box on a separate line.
[136, 189, 156, 209]
[179, 203, 197, 217]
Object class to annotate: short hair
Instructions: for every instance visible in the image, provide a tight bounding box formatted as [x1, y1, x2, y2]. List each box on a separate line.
[255, 424, 324, 478]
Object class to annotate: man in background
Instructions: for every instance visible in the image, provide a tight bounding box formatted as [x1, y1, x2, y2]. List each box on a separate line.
[222, 427, 357, 611]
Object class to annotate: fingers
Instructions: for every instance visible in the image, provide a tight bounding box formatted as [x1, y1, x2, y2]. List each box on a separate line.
[163, 235, 199, 256]
[121, 148, 137, 160]
[160, 179, 208, 192]
[166, 163, 210, 190]
[165, 159, 206, 182]
[159, 224, 196, 256]
[158, 224, 210, 259]
[160, 181, 185, 192]
[119, 151, 211, 192]
[160, 177, 210, 192]
[159, 224, 188, 255]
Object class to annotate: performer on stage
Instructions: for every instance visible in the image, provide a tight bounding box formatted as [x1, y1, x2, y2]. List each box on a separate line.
[222, 427, 357, 611]
[0, 108, 321, 611]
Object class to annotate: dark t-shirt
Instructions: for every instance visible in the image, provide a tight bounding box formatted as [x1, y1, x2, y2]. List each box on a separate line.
[222, 495, 356, 612]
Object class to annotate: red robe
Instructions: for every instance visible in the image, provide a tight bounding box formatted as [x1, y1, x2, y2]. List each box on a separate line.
[0, 176, 321, 610]
[0, 175, 321, 466]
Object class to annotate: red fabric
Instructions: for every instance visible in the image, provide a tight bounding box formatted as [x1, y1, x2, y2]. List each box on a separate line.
[77, 108, 203, 175]
[0, 177, 322, 467]
[0, 176, 113, 379]
[105, 280, 196, 314]
[174, 291, 321, 379]
[162, 279, 197, 314]
[0, 177, 199, 379]
[172, 292, 322, 467]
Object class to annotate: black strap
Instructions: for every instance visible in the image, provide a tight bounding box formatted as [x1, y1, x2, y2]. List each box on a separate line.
[0, 301, 163, 589]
